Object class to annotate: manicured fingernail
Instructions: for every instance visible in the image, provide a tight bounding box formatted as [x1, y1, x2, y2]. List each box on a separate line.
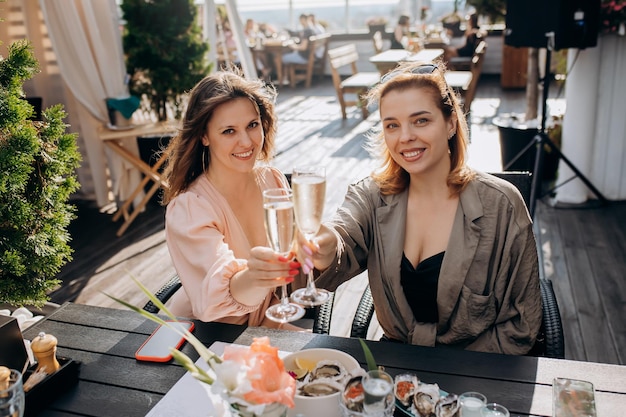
[289, 269, 299, 276]
[302, 245, 313, 256]
[286, 277, 295, 283]
[289, 261, 301, 268]
[305, 258, 314, 269]
[302, 264, 311, 275]
[278, 256, 289, 262]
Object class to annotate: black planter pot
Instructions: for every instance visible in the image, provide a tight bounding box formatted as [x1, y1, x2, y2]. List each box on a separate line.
[368, 24, 386, 35]
[442, 20, 464, 37]
[494, 119, 559, 181]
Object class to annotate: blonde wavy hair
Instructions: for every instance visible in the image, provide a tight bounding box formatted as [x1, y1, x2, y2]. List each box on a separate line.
[365, 61, 475, 196]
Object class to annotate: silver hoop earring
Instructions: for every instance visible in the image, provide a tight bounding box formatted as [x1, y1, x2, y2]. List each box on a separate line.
[202, 146, 208, 172]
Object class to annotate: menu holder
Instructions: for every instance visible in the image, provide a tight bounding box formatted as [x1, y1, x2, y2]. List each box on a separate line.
[24, 357, 80, 417]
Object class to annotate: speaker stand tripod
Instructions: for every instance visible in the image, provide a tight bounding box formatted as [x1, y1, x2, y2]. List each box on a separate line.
[503, 33, 608, 217]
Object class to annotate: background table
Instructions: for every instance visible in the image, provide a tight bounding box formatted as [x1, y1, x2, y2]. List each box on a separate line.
[98, 122, 177, 236]
[23, 303, 626, 416]
[369, 48, 444, 75]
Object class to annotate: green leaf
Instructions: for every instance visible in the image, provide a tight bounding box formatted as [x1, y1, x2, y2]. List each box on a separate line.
[359, 338, 378, 371]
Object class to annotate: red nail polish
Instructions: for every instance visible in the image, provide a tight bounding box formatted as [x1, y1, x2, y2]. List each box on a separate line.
[289, 261, 301, 268]
[278, 256, 289, 262]
[286, 277, 295, 283]
[289, 269, 299, 276]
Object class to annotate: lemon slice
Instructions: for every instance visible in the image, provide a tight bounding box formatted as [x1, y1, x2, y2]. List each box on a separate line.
[294, 357, 317, 372]
[290, 368, 308, 380]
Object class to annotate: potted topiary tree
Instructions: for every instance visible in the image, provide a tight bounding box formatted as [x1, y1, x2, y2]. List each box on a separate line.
[121, 0, 211, 122]
[366, 17, 388, 35]
[0, 40, 81, 309]
[440, 0, 466, 37]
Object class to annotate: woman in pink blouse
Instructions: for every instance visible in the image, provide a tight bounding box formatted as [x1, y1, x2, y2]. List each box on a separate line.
[161, 70, 303, 327]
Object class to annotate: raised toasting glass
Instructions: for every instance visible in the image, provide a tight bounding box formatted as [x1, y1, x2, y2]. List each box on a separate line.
[290, 166, 331, 306]
[263, 188, 305, 323]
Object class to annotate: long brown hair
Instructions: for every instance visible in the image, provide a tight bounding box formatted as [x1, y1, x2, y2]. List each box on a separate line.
[365, 61, 474, 195]
[161, 70, 277, 204]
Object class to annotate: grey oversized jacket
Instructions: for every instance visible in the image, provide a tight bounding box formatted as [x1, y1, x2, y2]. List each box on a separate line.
[316, 172, 542, 355]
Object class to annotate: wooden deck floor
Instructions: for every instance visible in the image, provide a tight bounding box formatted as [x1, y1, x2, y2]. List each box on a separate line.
[49, 75, 625, 365]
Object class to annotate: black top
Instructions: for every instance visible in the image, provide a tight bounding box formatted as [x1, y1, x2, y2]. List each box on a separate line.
[456, 32, 479, 57]
[400, 251, 444, 323]
[390, 33, 405, 50]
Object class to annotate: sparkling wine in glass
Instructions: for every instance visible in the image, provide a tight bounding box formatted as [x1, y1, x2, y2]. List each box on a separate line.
[290, 166, 331, 306]
[263, 188, 305, 323]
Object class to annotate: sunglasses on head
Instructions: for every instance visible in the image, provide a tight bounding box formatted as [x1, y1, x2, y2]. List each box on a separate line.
[380, 63, 439, 84]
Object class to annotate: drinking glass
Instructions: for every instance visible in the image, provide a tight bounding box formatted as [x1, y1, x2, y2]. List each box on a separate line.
[361, 369, 394, 416]
[0, 369, 25, 417]
[459, 392, 487, 417]
[290, 166, 331, 306]
[480, 403, 510, 417]
[263, 188, 305, 323]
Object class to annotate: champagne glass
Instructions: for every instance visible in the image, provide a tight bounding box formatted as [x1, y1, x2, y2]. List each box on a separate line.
[263, 188, 305, 323]
[290, 166, 331, 306]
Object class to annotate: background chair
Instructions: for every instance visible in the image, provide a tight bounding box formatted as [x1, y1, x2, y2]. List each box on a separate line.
[327, 43, 380, 119]
[313, 171, 565, 358]
[372, 31, 384, 54]
[459, 40, 487, 115]
[286, 32, 331, 88]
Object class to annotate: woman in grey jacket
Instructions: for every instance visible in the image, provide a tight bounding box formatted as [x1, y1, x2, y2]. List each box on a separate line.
[299, 61, 542, 354]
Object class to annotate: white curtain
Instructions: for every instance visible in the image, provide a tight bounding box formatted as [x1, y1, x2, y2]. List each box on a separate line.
[225, 0, 257, 80]
[556, 35, 626, 203]
[39, 0, 143, 208]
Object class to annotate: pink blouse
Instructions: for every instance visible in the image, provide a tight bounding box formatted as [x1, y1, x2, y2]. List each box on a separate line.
[165, 166, 289, 325]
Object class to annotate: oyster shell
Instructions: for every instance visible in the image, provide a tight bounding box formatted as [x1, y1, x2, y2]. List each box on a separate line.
[394, 373, 420, 407]
[309, 360, 347, 383]
[413, 383, 441, 417]
[341, 375, 365, 412]
[299, 378, 344, 397]
[435, 393, 459, 417]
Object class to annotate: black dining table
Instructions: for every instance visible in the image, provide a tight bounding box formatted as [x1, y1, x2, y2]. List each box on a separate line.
[22, 303, 626, 417]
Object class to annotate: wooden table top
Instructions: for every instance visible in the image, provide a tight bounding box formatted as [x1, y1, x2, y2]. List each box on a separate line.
[369, 48, 444, 65]
[23, 303, 626, 416]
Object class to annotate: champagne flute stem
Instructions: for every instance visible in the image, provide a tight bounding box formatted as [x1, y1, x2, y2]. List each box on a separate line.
[279, 284, 289, 306]
[305, 271, 317, 295]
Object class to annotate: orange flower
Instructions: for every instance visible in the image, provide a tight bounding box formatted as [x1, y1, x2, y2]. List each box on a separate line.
[223, 337, 296, 408]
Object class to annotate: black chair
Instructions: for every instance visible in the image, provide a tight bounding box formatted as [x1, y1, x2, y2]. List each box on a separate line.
[143, 275, 182, 314]
[313, 171, 565, 358]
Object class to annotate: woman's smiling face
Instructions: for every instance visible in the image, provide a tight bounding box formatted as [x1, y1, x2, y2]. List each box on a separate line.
[379, 86, 456, 176]
[204, 97, 264, 175]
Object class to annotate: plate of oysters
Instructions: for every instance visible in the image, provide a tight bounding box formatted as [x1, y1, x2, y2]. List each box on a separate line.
[340, 372, 459, 417]
[393, 373, 459, 417]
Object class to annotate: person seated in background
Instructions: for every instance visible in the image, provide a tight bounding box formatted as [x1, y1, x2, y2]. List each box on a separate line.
[162, 69, 304, 328]
[281, 13, 316, 72]
[258, 22, 278, 38]
[308, 13, 326, 35]
[244, 18, 271, 79]
[444, 12, 482, 62]
[390, 14, 411, 49]
[296, 61, 542, 354]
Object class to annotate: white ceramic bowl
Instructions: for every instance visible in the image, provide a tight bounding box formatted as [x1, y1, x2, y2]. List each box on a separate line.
[283, 348, 361, 417]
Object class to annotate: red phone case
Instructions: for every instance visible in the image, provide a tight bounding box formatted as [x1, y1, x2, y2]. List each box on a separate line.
[135, 320, 195, 362]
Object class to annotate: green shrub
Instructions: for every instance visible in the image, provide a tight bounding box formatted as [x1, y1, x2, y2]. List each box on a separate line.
[0, 40, 81, 307]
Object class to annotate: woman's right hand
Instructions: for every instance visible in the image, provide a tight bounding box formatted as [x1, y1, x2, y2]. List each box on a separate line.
[295, 224, 337, 274]
[230, 247, 300, 306]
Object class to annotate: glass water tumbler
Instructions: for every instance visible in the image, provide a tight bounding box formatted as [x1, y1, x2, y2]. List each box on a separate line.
[0, 369, 25, 417]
